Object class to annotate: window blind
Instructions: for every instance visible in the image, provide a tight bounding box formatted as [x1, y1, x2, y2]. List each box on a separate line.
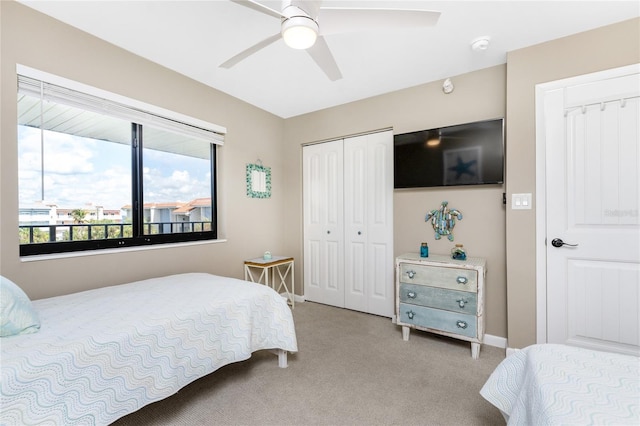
[18, 74, 225, 145]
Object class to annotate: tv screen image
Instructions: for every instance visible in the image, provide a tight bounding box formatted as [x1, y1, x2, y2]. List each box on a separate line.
[394, 119, 504, 188]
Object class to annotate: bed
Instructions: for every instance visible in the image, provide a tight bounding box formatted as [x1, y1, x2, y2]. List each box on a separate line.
[480, 344, 639, 425]
[0, 272, 298, 425]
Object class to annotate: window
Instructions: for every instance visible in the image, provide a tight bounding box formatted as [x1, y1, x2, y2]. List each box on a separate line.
[17, 68, 225, 256]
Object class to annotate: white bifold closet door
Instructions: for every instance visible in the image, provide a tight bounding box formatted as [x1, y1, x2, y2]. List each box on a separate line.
[303, 138, 345, 309]
[303, 130, 394, 318]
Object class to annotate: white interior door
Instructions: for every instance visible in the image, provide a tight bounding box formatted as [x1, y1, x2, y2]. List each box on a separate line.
[303, 140, 344, 307]
[344, 130, 394, 317]
[539, 65, 640, 356]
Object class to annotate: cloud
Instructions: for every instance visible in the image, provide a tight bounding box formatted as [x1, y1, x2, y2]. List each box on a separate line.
[19, 126, 212, 210]
[144, 167, 209, 202]
[19, 127, 95, 174]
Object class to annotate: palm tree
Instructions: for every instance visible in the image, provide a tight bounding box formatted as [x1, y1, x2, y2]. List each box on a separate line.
[70, 209, 87, 224]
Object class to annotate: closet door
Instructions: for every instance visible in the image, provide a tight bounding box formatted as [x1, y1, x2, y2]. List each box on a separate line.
[303, 140, 344, 307]
[344, 130, 394, 317]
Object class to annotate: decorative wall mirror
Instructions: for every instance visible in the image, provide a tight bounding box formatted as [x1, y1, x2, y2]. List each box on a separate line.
[246, 162, 271, 198]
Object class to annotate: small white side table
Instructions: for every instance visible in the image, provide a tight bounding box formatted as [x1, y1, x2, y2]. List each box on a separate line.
[244, 256, 295, 308]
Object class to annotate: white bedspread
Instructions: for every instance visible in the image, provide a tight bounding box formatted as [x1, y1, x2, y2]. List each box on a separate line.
[1, 273, 298, 425]
[480, 344, 639, 425]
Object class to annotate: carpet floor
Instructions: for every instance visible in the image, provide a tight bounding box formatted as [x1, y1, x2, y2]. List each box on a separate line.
[113, 301, 506, 425]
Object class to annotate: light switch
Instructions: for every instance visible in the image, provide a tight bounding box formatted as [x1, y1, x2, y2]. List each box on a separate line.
[512, 193, 532, 210]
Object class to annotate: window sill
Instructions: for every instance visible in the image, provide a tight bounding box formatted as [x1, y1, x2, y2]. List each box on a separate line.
[20, 239, 228, 263]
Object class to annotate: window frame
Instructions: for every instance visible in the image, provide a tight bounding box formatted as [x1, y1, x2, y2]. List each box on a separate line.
[17, 66, 225, 257]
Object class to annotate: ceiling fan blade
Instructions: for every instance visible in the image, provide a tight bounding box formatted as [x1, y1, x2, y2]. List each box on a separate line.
[317, 8, 440, 35]
[219, 33, 281, 69]
[306, 35, 342, 81]
[229, 0, 285, 19]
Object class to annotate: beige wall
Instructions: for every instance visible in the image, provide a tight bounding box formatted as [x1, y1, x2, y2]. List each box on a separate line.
[283, 66, 508, 338]
[0, 2, 286, 299]
[504, 17, 640, 348]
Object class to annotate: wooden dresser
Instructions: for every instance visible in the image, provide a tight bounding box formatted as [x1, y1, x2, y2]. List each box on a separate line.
[395, 253, 486, 359]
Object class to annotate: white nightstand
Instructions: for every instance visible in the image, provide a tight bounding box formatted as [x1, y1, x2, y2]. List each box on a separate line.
[244, 256, 295, 308]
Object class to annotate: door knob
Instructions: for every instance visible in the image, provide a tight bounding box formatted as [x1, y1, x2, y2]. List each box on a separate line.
[551, 238, 578, 248]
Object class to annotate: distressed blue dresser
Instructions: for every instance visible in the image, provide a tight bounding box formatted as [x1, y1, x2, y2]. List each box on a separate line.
[395, 253, 486, 359]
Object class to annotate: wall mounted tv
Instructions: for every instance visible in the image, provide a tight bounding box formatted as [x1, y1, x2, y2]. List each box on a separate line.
[394, 118, 504, 189]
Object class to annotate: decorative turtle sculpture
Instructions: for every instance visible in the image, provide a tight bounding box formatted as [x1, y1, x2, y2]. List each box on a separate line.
[425, 201, 462, 241]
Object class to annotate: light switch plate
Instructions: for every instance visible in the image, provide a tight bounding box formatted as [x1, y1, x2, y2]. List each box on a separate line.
[512, 193, 532, 210]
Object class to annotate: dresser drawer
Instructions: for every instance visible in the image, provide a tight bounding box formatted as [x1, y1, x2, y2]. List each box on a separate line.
[399, 283, 478, 314]
[398, 302, 477, 338]
[399, 263, 477, 292]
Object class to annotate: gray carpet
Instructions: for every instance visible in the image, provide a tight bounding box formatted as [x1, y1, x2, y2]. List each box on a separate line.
[113, 301, 506, 425]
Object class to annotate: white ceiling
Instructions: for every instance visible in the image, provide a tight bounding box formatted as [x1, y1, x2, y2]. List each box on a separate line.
[18, 1, 640, 118]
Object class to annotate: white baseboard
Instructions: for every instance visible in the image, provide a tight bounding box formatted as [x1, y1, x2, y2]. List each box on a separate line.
[280, 293, 306, 304]
[505, 347, 521, 357]
[483, 334, 507, 349]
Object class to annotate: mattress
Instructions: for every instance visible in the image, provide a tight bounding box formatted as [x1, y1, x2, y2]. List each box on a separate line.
[480, 344, 639, 425]
[1, 273, 298, 425]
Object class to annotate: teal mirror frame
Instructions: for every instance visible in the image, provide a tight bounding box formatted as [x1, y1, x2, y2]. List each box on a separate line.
[246, 163, 271, 198]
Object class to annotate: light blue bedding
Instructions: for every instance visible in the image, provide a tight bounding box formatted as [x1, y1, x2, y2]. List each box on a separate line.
[480, 344, 639, 425]
[1, 273, 298, 425]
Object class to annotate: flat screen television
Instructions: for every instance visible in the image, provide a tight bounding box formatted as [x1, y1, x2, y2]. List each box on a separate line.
[394, 118, 504, 188]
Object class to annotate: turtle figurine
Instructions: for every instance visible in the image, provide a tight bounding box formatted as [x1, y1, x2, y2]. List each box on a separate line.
[425, 201, 463, 241]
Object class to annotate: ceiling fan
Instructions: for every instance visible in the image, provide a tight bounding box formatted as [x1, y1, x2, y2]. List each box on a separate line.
[220, 0, 441, 81]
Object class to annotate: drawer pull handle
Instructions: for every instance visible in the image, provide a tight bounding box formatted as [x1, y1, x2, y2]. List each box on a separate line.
[406, 311, 416, 320]
[406, 270, 416, 279]
[456, 276, 468, 285]
[407, 291, 417, 299]
[456, 320, 468, 329]
[456, 298, 467, 308]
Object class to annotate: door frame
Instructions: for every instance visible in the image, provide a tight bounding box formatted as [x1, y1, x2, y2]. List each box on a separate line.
[534, 63, 640, 344]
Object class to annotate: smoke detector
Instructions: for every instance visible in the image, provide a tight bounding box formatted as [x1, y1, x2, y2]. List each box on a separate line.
[471, 36, 491, 51]
[442, 78, 454, 94]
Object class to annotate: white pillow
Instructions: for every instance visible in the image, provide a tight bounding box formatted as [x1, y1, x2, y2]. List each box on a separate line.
[0, 275, 40, 337]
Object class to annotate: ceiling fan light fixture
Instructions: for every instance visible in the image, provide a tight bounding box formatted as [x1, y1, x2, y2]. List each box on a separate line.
[282, 16, 318, 49]
[426, 134, 441, 147]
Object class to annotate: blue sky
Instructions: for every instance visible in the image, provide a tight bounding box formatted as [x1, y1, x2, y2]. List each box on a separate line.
[18, 126, 211, 210]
